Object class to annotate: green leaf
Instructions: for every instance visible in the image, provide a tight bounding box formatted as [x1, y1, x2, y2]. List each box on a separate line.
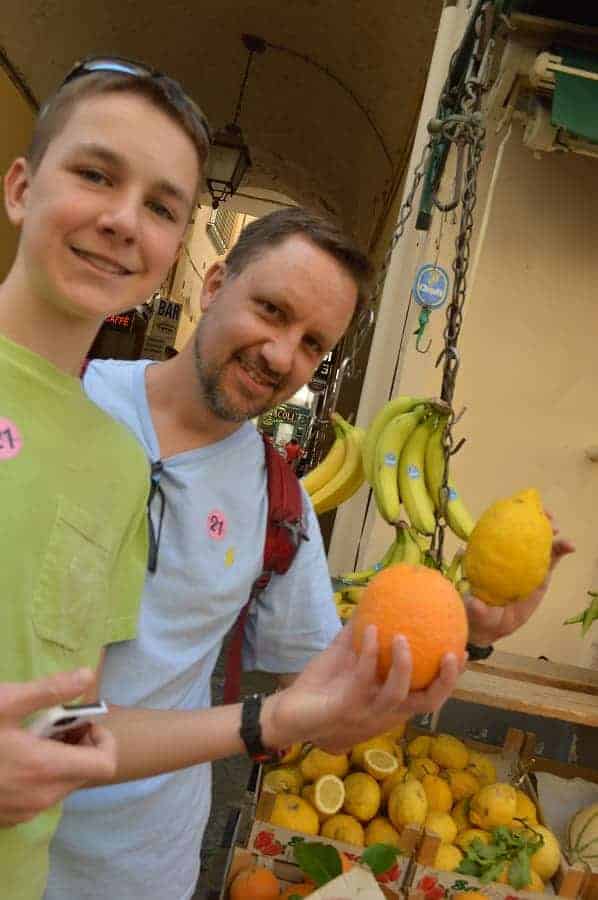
[361, 843, 400, 875]
[457, 858, 483, 877]
[509, 849, 532, 889]
[480, 861, 507, 884]
[293, 842, 342, 887]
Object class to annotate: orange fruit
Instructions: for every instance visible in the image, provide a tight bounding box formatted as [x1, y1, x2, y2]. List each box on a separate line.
[351, 563, 468, 689]
[339, 851, 354, 873]
[229, 864, 280, 900]
[280, 883, 314, 898]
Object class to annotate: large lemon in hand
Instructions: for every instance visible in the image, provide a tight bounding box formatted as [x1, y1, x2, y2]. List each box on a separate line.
[463, 489, 552, 606]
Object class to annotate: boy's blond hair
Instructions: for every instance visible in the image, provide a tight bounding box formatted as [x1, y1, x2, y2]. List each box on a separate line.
[27, 71, 210, 174]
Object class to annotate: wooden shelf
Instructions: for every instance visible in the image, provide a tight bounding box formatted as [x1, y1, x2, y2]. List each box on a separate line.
[454, 651, 598, 727]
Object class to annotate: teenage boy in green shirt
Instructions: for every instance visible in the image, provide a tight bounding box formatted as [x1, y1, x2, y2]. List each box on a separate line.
[0, 58, 210, 898]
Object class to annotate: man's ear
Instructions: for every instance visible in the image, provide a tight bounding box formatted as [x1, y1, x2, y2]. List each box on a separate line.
[200, 261, 227, 314]
[3, 158, 32, 227]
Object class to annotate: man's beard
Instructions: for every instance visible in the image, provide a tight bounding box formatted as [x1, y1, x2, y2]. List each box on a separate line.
[193, 326, 280, 423]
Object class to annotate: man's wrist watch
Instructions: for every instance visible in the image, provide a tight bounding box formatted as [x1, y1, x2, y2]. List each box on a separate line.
[240, 693, 287, 763]
[466, 642, 494, 661]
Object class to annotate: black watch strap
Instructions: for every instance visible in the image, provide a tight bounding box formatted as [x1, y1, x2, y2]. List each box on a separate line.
[240, 693, 284, 763]
[466, 642, 494, 661]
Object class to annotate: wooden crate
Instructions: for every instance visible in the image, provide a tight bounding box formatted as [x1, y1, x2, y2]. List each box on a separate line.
[402, 726, 571, 900]
[520, 749, 598, 900]
[221, 844, 405, 899]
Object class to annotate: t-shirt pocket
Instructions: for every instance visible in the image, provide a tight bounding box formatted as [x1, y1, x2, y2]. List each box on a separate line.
[33, 496, 111, 652]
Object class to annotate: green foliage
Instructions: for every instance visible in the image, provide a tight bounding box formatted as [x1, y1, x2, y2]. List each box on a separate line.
[457, 826, 544, 889]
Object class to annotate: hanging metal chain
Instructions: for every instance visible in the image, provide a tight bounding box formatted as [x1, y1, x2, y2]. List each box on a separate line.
[430, 6, 492, 567]
[329, 138, 434, 408]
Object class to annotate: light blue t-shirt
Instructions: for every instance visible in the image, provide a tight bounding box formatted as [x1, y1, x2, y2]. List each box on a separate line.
[46, 359, 340, 900]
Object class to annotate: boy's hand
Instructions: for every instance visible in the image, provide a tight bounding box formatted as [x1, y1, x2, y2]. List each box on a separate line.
[0, 669, 117, 826]
[463, 529, 575, 647]
[265, 623, 464, 754]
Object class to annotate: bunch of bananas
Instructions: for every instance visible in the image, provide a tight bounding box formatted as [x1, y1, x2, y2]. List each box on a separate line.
[363, 396, 475, 542]
[302, 412, 365, 515]
[335, 521, 426, 600]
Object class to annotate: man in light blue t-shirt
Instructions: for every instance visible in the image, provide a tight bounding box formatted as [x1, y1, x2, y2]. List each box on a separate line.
[47, 209, 569, 900]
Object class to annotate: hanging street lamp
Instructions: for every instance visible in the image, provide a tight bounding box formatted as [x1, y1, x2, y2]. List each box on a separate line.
[205, 34, 265, 208]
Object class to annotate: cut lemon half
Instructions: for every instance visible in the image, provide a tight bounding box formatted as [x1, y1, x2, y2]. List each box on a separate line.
[313, 774, 345, 816]
[363, 748, 399, 780]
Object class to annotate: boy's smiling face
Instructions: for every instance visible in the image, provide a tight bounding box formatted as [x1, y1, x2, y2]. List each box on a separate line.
[5, 91, 200, 321]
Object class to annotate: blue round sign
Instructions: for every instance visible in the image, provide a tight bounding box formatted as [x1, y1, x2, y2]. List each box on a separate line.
[412, 264, 450, 309]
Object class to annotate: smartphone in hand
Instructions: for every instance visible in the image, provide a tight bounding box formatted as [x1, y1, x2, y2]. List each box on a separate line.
[27, 701, 108, 740]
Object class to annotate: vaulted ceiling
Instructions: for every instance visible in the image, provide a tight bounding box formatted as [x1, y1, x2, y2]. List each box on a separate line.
[1, 0, 443, 249]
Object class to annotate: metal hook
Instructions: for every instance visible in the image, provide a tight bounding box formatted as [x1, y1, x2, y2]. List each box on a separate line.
[415, 331, 432, 354]
[414, 307, 432, 354]
[435, 345, 460, 369]
[431, 140, 466, 212]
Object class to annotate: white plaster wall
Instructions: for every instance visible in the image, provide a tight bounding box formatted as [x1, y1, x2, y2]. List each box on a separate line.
[333, 122, 598, 668]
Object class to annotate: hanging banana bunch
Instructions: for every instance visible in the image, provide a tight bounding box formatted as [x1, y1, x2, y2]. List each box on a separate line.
[302, 398, 475, 591]
[302, 412, 366, 515]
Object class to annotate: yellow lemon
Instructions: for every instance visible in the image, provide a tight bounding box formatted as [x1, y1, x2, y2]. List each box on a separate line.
[300, 748, 349, 782]
[498, 865, 544, 892]
[408, 735, 433, 758]
[422, 774, 453, 813]
[364, 816, 401, 847]
[452, 798, 472, 833]
[279, 743, 304, 765]
[463, 488, 552, 606]
[301, 785, 329, 823]
[514, 788, 538, 824]
[425, 811, 458, 844]
[364, 748, 399, 781]
[270, 793, 319, 835]
[434, 843, 463, 872]
[321, 813, 365, 847]
[313, 774, 345, 817]
[381, 766, 409, 805]
[465, 751, 497, 787]
[444, 769, 480, 802]
[430, 734, 469, 770]
[456, 828, 492, 851]
[385, 723, 407, 744]
[343, 772, 381, 822]
[469, 784, 517, 830]
[527, 824, 561, 881]
[351, 735, 397, 769]
[263, 766, 304, 795]
[409, 758, 440, 779]
[388, 779, 428, 829]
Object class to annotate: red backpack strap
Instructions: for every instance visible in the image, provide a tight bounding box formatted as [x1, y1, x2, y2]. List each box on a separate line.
[223, 436, 306, 704]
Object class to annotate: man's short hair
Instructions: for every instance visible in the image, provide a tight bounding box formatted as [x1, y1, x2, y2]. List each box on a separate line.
[27, 71, 210, 174]
[225, 208, 373, 312]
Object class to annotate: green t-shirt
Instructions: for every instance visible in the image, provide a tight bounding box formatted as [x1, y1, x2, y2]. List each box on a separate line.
[0, 333, 149, 899]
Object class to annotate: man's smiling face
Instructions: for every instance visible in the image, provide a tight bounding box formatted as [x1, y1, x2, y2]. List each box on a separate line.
[8, 91, 199, 321]
[193, 234, 359, 423]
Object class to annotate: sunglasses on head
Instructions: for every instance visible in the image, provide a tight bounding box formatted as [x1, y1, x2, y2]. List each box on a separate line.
[60, 55, 212, 145]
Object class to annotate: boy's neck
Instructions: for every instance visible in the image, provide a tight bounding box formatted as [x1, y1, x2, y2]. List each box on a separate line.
[0, 268, 100, 375]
